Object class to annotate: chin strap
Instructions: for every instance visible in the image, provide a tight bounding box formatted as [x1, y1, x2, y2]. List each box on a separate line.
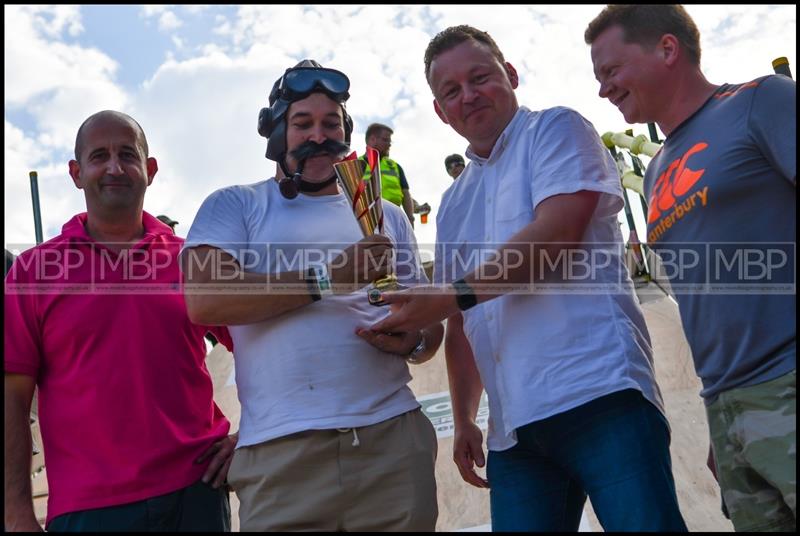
[297, 174, 337, 192]
[278, 156, 338, 199]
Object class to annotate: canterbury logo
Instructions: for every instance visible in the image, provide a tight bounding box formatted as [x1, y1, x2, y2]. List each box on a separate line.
[647, 142, 710, 243]
[648, 142, 708, 223]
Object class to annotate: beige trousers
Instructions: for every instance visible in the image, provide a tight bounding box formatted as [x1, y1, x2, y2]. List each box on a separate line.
[228, 409, 438, 531]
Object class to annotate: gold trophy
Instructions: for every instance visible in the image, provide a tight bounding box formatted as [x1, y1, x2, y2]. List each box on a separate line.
[333, 147, 403, 305]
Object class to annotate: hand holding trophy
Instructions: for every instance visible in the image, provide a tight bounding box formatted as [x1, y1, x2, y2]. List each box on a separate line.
[334, 146, 405, 305]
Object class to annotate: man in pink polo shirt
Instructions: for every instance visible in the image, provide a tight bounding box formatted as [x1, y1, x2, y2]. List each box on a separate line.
[4, 110, 235, 532]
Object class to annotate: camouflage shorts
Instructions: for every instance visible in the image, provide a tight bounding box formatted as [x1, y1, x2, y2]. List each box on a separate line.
[707, 369, 796, 532]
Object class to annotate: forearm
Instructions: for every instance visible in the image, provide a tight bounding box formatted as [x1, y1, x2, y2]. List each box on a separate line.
[463, 191, 601, 305]
[4, 380, 37, 529]
[184, 239, 393, 325]
[445, 315, 484, 426]
[462, 226, 556, 305]
[185, 267, 315, 326]
[4, 430, 35, 528]
[402, 191, 415, 224]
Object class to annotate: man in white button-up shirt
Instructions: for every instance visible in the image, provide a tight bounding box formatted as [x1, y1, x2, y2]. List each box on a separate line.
[372, 25, 687, 531]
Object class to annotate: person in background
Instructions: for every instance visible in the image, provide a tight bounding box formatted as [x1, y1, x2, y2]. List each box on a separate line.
[156, 214, 179, 233]
[444, 153, 465, 179]
[362, 123, 416, 226]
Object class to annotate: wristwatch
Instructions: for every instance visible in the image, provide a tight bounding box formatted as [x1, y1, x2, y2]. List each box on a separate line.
[452, 278, 478, 311]
[306, 264, 333, 301]
[405, 330, 427, 364]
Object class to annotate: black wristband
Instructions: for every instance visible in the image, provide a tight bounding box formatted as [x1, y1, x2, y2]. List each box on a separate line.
[452, 278, 478, 311]
[306, 267, 321, 302]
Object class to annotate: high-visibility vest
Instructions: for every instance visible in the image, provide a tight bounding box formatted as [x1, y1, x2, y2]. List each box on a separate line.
[360, 155, 404, 207]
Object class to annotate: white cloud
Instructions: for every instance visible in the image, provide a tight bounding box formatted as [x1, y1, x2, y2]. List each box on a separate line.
[16, 5, 84, 39]
[141, 5, 168, 18]
[687, 5, 797, 82]
[140, 5, 184, 33]
[4, 7, 117, 107]
[158, 11, 183, 32]
[4, 6, 131, 246]
[183, 5, 211, 16]
[4, 121, 82, 248]
[131, 49, 293, 229]
[5, 121, 47, 233]
[4, 6, 127, 149]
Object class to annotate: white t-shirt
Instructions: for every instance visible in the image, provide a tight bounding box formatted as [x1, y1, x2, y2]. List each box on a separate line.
[434, 106, 665, 451]
[185, 178, 425, 447]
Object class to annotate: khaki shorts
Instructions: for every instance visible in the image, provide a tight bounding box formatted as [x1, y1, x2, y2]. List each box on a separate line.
[228, 409, 438, 531]
[707, 370, 796, 531]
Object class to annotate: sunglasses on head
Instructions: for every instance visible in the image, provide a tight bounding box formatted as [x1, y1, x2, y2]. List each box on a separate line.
[272, 67, 351, 104]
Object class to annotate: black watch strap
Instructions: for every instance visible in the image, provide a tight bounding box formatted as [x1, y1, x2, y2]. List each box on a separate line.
[306, 267, 322, 302]
[452, 278, 478, 311]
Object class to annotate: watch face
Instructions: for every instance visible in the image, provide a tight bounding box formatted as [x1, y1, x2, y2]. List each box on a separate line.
[318, 272, 332, 293]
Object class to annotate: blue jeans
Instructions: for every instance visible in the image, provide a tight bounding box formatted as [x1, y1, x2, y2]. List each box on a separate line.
[488, 389, 687, 531]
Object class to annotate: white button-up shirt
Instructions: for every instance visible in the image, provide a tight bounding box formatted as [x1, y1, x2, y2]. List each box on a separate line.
[434, 106, 665, 451]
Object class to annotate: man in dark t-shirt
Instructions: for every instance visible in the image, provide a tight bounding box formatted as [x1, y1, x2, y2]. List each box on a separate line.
[587, 5, 795, 532]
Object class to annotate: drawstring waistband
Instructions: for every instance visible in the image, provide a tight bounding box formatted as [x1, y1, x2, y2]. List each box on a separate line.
[336, 427, 360, 447]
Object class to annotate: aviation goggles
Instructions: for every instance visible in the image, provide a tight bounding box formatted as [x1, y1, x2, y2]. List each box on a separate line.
[270, 67, 351, 105]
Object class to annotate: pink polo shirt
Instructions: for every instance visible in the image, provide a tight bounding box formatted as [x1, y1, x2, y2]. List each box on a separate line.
[4, 212, 233, 525]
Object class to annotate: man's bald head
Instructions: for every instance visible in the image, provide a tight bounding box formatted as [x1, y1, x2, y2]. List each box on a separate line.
[74, 111, 149, 162]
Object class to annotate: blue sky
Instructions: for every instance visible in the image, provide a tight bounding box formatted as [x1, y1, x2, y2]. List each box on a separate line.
[4, 5, 797, 255]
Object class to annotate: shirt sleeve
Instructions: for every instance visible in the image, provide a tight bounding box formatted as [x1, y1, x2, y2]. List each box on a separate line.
[750, 75, 796, 185]
[528, 107, 623, 218]
[183, 186, 254, 266]
[4, 255, 42, 378]
[384, 203, 427, 285]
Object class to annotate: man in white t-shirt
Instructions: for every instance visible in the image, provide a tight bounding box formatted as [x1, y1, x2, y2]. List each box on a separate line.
[371, 26, 687, 531]
[181, 60, 442, 532]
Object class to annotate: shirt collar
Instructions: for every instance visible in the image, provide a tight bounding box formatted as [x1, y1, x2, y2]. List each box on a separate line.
[464, 106, 529, 166]
[61, 211, 174, 243]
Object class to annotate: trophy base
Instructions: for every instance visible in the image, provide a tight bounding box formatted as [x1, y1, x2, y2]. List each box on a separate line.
[367, 275, 406, 306]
